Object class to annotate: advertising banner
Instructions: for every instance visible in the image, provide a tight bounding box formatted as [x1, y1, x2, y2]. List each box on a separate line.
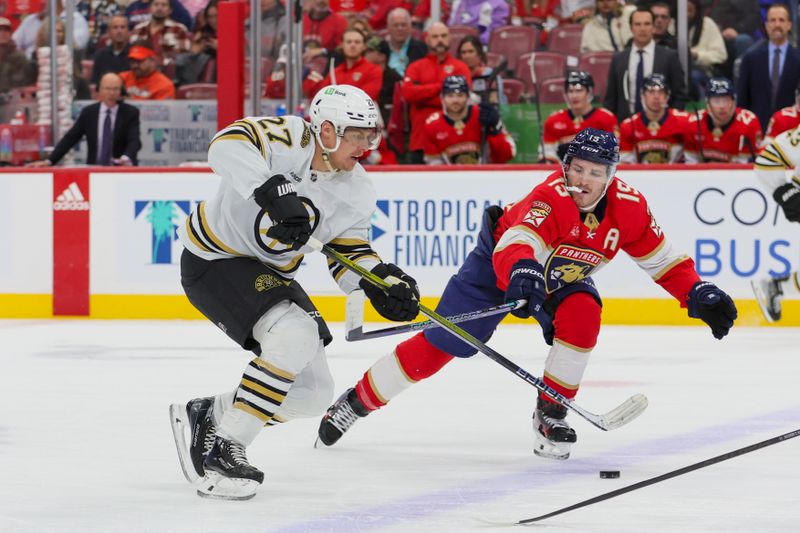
[53, 170, 90, 315]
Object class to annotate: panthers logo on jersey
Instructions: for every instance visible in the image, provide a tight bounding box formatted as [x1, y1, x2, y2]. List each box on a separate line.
[545, 244, 604, 293]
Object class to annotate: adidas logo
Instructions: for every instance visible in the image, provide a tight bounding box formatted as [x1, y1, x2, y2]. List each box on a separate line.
[53, 182, 89, 211]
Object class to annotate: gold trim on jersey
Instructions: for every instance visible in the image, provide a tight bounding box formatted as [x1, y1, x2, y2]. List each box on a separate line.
[241, 377, 287, 404]
[543, 370, 580, 390]
[232, 119, 266, 160]
[552, 338, 593, 354]
[184, 216, 213, 253]
[393, 349, 416, 383]
[367, 370, 389, 404]
[267, 253, 304, 274]
[251, 357, 296, 381]
[494, 224, 551, 256]
[197, 201, 242, 256]
[326, 239, 380, 281]
[652, 255, 690, 281]
[630, 239, 666, 261]
[233, 400, 272, 422]
[756, 143, 793, 169]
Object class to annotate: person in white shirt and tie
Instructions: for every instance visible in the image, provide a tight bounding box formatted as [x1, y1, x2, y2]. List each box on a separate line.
[28, 73, 142, 167]
[602, 7, 687, 121]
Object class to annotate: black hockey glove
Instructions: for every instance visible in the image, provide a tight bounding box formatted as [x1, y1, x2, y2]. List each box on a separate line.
[687, 281, 737, 340]
[254, 175, 311, 249]
[504, 259, 554, 344]
[478, 102, 502, 135]
[773, 182, 800, 223]
[360, 263, 420, 322]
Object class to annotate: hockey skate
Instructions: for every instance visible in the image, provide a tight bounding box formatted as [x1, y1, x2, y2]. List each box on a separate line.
[316, 388, 369, 447]
[533, 397, 577, 460]
[751, 276, 784, 322]
[197, 436, 265, 500]
[169, 397, 216, 483]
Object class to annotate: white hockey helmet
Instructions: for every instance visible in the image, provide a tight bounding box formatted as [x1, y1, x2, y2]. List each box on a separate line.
[309, 84, 381, 153]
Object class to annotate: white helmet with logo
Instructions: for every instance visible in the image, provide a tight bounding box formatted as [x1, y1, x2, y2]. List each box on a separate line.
[309, 84, 381, 154]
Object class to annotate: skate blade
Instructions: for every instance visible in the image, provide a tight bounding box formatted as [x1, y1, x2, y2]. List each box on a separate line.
[197, 471, 259, 501]
[169, 403, 201, 484]
[533, 437, 572, 460]
[750, 280, 777, 323]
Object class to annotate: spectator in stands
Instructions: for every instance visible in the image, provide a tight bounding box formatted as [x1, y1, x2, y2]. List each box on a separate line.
[765, 87, 800, 142]
[686, 0, 727, 99]
[27, 72, 141, 167]
[365, 35, 401, 124]
[402, 21, 472, 163]
[303, 28, 383, 99]
[542, 71, 618, 163]
[120, 42, 176, 99]
[685, 77, 762, 163]
[91, 15, 131, 85]
[737, 3, 800, 133]
[33, 18, 91, 99]
[77, 0, 122, 55]
[456, 35, 504, 104]
[364, 0, 410, 31]
[448, 0, 509, 45]
[258, 0, 287, 61]
[303, 0, 349, 64]
[618, 73, 690, 163]
[580, 0, 636, 53]
[130, 0, 191, 66]
[0, 17, 37, 94]
[13, 0, 90, 58]
[650, 2, 676, 49]
[378, 8, 426, 78]
[126, 0, 193, 32]
[709, 0, 760, 60]
[422, 75, 515, 164]
[175, 0, 217, 85]
[603, 7, 687, 121]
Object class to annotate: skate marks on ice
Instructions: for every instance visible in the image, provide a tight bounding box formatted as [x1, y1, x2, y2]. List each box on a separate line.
[272, 406, 800, 532]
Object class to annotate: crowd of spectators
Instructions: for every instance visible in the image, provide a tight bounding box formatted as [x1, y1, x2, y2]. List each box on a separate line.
[1, 0, 800, 166]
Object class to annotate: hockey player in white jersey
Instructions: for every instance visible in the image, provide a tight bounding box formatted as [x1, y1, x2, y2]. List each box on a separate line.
[169, 85, 420, 500]
[751, 125, 800, 322]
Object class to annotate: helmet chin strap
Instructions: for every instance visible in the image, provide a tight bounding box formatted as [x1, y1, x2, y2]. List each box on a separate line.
[315, 130, 341, 172]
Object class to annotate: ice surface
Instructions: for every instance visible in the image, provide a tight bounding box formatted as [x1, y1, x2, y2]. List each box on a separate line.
[1, 320, 798, 532]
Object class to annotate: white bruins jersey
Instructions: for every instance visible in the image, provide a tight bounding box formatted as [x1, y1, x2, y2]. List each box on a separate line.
[754, 125, 800, 194]
[178, 115, 381, 293]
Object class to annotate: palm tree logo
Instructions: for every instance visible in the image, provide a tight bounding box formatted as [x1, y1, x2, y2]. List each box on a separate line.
[145, 201, 179, 264]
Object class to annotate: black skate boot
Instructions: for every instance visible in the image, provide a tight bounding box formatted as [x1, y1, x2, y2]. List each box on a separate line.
[316, 388, 370, 447]
[751, 275, 786, 322]
[198, 436, 264, 500]
[533, 396, 577, 460]
[169, 396, 216, 483]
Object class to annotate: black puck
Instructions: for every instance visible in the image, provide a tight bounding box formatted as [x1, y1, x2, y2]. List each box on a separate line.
[599, 470, 620, 479]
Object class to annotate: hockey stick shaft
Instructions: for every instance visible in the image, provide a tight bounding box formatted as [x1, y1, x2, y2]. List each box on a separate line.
[347, 299, 526, 341]
[308, 237, 644, 431]
[518, 427, 800, 524]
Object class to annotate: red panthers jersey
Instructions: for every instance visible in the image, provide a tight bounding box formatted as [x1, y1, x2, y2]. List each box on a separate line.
[491, 172, 700, 306]
[685, 108, 763, 163]
[619, 109, 690, 164]
[422, 105, 516, 164]
[542, 107, 619, 163]
[765, 105, 800, 141]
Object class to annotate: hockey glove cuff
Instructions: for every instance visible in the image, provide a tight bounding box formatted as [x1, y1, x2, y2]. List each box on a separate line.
[773, 182, 800, 223]
[504, 259, 553, 338]
[255, 175, 311, 249]
[478, 102, 502, 135]
[687, 281, 737, 340]
[360, 263, 420, 322]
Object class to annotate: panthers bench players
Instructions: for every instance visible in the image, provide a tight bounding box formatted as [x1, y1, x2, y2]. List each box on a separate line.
[169, 85, 420, 500]
[317, 129, 737, 460]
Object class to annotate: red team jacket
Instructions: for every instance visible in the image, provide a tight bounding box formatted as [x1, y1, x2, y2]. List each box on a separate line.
[491, 172, 700, 306]
[401, 53, 472, 151]
[619, 109, 690, 163]
[303, 11, 349, 52]
[765, 105, 800, 140]
[685, 108, 763, 163]
[422, 105, 516, 164]
[303, 57, 384, 100]
[542, 108, 619, 163]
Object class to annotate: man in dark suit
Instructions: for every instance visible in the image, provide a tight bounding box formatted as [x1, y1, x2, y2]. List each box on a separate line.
[603, 7, 687, 121]
[29, 72, 141, 167]
[737, 3, 800, 131]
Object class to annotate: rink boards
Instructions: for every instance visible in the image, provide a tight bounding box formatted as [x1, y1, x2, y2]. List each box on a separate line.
[0, 164, 797, 325]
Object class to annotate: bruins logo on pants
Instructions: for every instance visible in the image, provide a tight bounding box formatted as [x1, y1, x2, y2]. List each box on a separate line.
[255, 273, 283, 292]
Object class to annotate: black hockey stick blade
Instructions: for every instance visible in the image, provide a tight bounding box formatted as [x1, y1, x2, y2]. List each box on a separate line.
[518, 427, 800, 524]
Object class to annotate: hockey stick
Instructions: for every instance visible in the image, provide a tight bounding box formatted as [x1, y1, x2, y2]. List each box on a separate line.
[526, 54, 547, 163]
[344, 289, 526, 341]
[307, 237, 648, 431]
[517, 427, 800, 524]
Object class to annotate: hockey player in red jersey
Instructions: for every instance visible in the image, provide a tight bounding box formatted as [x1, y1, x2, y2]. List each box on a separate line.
[685, 77, 763, 163]
[422, 75, 516, 164]
[618, 74, 691, 163]
[542, 71, 618, 163]
[317, 128, 737, 460]
[764, 87, 800, 143]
